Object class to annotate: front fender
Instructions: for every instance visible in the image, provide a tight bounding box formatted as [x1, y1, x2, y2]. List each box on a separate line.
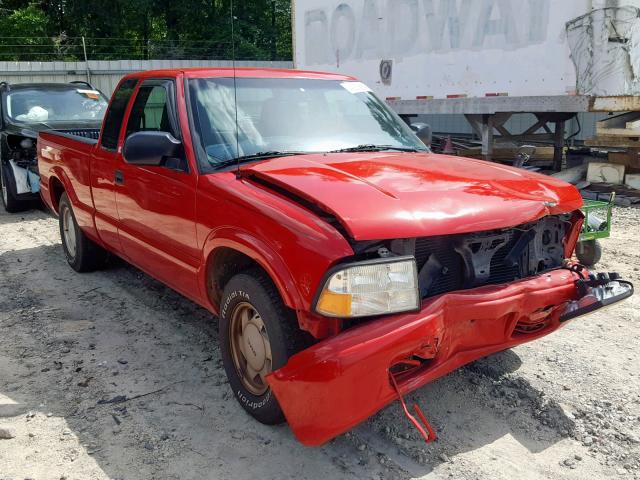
[200, 227, 303, 315]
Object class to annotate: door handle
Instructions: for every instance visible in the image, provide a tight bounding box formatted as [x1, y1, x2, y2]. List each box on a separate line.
[114, 170, 124, 185]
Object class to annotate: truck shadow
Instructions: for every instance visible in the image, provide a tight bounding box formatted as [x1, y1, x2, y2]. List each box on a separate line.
[0, 242, 575, 480]
[0, 202, 48, 226]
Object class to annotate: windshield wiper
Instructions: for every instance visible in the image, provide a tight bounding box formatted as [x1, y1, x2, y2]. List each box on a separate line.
[212, 151, 308, 170]
[328, 144, 423, 153]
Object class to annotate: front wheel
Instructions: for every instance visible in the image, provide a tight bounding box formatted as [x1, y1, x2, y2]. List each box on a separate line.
[1, 161, 27, 213]
[219, 269, 309, 425]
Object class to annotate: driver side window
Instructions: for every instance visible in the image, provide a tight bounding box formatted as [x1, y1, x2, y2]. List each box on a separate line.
[125, 83, 174, 138]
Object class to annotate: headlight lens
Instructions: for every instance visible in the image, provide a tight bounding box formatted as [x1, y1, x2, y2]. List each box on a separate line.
[315, 257, 419, 317]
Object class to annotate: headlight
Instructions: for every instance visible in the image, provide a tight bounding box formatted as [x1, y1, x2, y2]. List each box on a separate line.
[315, 257, 419, 317]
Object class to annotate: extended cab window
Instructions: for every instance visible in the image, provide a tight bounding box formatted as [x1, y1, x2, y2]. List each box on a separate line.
[125, 82, 176, 138]
[101, 78, 138, 150]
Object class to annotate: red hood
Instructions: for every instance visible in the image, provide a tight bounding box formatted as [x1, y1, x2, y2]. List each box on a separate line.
[242, 152, 583, 240]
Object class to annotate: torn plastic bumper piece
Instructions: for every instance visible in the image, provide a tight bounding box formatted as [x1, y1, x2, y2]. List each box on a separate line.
[9, 160, 40, 194]
[266, 268, 633, 446]
[560, 272, 633, 322]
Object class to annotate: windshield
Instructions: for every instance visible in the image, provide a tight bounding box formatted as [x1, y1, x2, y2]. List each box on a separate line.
[187, 77, 428, 170]
[4, 87, 108, 124]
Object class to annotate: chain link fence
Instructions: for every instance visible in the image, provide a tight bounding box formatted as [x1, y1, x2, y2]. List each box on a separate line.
[0, 36, 243, 62]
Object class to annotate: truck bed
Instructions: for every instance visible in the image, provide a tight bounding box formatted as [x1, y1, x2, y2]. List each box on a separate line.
[38, 130, 99, 239]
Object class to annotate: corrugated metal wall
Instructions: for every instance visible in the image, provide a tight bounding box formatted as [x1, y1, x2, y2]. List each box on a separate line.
[415, 112, 608, 142]
[0, 59, 294, 95]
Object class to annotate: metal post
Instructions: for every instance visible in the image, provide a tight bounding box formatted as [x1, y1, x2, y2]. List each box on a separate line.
[481, 114, 494, 160]
[81, 36, 91, 84]
[553, 120, 565, 171]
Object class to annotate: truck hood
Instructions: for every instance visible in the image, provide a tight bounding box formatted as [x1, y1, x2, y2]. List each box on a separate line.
[242, 152, 583, 240]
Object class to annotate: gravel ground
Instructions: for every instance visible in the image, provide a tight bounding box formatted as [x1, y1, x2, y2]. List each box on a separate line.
[0, 206, 638, 480]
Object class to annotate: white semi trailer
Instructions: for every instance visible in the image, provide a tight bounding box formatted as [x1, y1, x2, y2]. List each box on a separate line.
[293, 0, 640, 166]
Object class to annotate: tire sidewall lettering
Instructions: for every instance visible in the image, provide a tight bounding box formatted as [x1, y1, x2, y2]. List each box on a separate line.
[221, 289, 250, 318]
[237, 389, 271, 410]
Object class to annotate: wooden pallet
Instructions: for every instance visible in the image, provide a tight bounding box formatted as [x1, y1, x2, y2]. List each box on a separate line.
[585, 135, 640, 148]
[587, 113, 640, 147]
[596, 112, 640, 137]
[457, 146, 555, 161]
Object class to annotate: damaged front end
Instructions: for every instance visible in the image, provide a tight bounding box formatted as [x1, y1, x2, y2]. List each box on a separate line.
[2, 133, 40, 196]
[266, 212, 633, 446]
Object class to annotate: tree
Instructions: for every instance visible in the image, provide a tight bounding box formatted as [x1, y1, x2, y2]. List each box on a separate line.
[0, 0, 293, 61]
[0, 4, 51, 60]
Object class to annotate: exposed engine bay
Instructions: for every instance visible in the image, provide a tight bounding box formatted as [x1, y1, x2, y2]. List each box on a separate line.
[2, 135, 39, 194]
[354, 213, 572, 300]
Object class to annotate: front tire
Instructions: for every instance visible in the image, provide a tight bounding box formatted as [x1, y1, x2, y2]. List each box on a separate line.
[219, 269, 308, 425]
[58, 192, 107, 272]
[1, 161, 27, 213]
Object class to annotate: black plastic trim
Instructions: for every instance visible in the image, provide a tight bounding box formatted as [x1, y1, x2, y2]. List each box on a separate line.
[43, 130, 99, 145]
[560, 279, 634, 322]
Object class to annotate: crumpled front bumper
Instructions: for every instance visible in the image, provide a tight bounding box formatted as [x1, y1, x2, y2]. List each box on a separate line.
[266, 268, 633, 446]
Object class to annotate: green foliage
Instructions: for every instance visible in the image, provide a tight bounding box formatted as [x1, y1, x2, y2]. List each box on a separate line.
[0, 4, 51, 59]
[0, 0, 292, 61]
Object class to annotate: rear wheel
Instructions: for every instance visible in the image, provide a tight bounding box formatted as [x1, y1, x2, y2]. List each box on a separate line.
[58, 192, 107, 272]
[219, 269, 309, 424]
[1, 161, 27, 213]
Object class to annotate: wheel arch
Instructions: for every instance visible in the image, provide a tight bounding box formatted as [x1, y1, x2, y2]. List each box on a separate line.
[49, 176, 66, 214]
[45, 166, 79, 215]
[202, 231, 302, 316]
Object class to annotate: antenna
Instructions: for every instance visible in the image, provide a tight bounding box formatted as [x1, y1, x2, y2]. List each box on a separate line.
[230, 0, 240, 177]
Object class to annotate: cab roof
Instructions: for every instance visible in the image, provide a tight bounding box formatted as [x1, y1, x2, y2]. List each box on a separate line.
[122, 67, 357, 82]
[0, 82, 96, 91]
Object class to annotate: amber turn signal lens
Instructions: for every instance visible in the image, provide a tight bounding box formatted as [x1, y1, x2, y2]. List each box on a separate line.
[315, 258, 419, 318]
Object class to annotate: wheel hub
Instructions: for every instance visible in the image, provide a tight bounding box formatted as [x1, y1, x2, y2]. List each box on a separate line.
[242, 323, 266, 371]
[229, 302, 273, 396]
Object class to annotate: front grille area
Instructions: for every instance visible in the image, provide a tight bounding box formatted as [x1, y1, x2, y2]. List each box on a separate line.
[414, 214, 570, 299]
[414, 236, 464, 297]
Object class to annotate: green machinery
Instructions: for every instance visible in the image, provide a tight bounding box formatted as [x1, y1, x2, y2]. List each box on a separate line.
[576, 194, 614, 267]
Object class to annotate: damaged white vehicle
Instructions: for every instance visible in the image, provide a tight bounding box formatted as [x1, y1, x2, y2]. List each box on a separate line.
[0, 82, 108, 212]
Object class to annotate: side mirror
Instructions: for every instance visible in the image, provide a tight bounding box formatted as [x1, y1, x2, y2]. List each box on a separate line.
[411, 122, 432, 147]
[123, 131, 182, 168]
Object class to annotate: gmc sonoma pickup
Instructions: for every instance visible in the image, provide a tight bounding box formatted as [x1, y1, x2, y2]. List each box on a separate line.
[38, 68, 633, 446]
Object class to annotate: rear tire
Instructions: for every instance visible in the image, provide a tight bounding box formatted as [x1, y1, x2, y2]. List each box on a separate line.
[576, 239, 602, 267]
[1, 161, 27, 213]
[58, 192, 107, 272]
[219, 268, 309, 425]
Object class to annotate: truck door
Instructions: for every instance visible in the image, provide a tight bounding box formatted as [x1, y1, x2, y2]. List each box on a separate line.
[91, 78, 138, 254]
[115, 78, 200, 300]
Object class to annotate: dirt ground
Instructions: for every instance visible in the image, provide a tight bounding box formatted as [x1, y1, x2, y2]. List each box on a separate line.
[0, 205, 638, 480]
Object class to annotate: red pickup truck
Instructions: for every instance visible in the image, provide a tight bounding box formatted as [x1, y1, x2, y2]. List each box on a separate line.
[38, 68, 633, 446]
